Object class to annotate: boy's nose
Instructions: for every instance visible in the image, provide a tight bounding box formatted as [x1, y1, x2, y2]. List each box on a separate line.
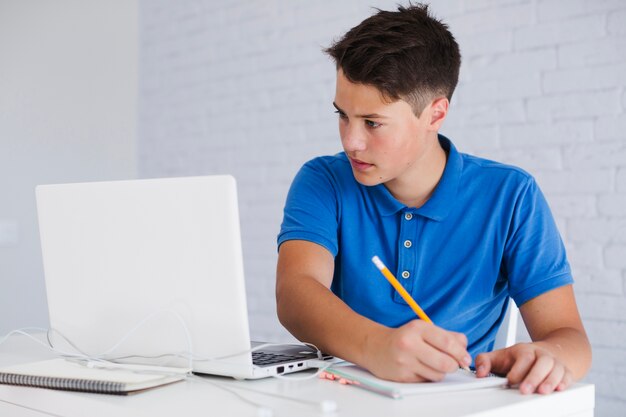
[341, 125, 367, 152]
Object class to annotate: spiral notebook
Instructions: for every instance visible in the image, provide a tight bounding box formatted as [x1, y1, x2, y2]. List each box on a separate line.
[0, 359, 188, 395]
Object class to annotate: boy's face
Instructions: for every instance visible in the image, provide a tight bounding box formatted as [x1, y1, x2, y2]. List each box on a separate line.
[333, 69, 441, 188]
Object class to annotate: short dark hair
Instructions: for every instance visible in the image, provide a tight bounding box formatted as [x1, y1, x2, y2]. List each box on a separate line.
[324, 3, 461, 116]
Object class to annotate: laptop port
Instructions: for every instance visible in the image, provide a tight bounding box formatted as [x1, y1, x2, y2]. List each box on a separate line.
[277, 366, 284, 374]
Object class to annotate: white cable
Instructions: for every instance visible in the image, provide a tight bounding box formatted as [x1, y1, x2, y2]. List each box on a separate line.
[4, 327, 330, 381]
[0, 328, 91, 360]
[28, 309, 193, 370]
[3, 327, 329, 380]
[4, 327, 326, 372]
[105, 341, 325, 365]
[191, 374, 338, 414]
[2, 322, 329, 376]
[1, 325, 337, 414]
[96, 308, 194, 370]
[0, 327, 48, 348]
[2, 319, 331, 384]
[188, 374, 274, 416]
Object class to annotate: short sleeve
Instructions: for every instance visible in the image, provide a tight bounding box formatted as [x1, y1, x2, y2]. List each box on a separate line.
[277, 159, 341, 256]
[504, 177, 573, 306]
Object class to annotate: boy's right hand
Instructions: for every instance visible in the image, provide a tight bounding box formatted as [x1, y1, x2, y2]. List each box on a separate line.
[362, 319, 471, 382]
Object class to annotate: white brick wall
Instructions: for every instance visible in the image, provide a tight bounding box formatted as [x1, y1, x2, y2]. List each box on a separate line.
[139, 1, 626, 414]
[0, 1, 138, 335]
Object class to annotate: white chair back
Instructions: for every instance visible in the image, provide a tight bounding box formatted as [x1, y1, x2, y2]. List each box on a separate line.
[493, 298, 519, 350]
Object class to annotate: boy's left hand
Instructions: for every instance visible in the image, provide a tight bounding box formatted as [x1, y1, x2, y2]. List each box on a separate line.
[474, 342, 574, 395]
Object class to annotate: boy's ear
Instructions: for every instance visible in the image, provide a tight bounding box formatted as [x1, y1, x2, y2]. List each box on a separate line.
[428, 97, 449, 131]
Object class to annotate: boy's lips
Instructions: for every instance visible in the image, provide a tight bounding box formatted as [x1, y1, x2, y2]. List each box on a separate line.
[349, 157, 374, 171]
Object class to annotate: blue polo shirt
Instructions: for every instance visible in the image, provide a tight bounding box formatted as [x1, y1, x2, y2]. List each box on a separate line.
[277, 135, 573, 357]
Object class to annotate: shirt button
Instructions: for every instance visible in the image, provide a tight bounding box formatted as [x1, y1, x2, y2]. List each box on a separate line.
[404, 240, 412, 248]
[404, 213, 413, 220]
[401, 270, 410, 279]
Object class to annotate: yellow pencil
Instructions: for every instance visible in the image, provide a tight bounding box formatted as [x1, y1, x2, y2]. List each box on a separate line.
[371, 255, 471, 372]
[371, 256, 433, 323]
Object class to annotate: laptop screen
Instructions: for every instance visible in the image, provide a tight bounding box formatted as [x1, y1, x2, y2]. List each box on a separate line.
[36, 176, 256, 377]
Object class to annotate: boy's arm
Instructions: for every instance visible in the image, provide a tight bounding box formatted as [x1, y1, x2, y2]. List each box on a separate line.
[276, 239, 472, 382]
[475, 285, 591, 394]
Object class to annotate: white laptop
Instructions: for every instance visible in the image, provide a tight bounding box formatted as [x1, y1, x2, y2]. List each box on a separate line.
[36, 175, 329, 379]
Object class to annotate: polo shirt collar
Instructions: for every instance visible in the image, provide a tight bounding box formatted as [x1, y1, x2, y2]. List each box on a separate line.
[371, 134, 462, 221]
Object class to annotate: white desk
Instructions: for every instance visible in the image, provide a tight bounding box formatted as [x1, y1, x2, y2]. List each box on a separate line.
[0, 334, 594, 417]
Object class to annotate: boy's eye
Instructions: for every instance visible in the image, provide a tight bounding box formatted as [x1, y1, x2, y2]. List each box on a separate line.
[334, 110, 347, 119]
[365, 120, 381, 128]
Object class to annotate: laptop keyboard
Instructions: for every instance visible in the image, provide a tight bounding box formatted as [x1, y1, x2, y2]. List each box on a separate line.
[252, 351, 310, 366]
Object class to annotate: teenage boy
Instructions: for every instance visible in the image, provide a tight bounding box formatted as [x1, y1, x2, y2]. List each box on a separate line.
[276, 4, 591, 394]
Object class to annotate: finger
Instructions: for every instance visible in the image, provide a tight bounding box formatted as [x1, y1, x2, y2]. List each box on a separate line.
[411, 360, 448, 382]
[474, 352, 493, 377]
[451, 331, 469, 348]
[537, 362, 565, 395]
[416, 343, 464, 375]
[556, 369, 574, 391]
[386, 355, 445, 383]
[452, 332, 471, 368]
[506, 350, 537, 387]
[519, 354, 555, 394]
[422, 327, 471, 369]
[475, 349, 514, 378]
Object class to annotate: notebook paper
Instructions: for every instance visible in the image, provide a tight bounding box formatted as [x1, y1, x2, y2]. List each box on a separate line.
[325, 364, 507, 399]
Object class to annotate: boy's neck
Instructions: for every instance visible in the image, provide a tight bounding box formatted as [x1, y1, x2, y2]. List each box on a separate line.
[384, 136, 448, 209]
